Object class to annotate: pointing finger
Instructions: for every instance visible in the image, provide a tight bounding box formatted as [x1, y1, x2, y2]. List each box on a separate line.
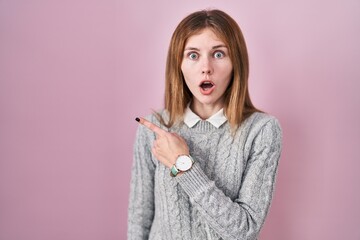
[135, 117, 167, 136]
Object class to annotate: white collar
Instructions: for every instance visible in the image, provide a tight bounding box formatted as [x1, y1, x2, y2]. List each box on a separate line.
[183, 106, 227, 128]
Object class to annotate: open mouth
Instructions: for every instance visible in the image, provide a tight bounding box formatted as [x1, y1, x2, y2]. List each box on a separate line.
[200, 81, 214, 90]
[199, 81, 215, 95]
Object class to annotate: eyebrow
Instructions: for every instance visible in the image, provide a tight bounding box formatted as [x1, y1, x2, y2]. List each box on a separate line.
[184, 45, 227, 51]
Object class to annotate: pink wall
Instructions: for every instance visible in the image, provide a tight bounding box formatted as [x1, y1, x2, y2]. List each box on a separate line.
[1, 0, 359, 239]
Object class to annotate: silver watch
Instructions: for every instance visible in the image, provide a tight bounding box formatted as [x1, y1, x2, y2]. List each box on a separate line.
[170, 155, 194, 177]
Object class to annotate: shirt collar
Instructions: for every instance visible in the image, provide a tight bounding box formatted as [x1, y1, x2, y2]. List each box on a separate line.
[183, 105, 227, 128]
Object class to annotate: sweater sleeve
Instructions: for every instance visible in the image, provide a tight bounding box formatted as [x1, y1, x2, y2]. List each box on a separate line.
[127, 125, 156, 240]
[176, 118, 282, 240]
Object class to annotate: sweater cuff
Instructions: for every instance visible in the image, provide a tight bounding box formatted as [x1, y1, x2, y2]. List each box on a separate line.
[176, 163, 213, 199]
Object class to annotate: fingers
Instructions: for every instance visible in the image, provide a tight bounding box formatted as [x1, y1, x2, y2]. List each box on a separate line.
[136, 117, 167, 136]
[152, 142, 172, 168]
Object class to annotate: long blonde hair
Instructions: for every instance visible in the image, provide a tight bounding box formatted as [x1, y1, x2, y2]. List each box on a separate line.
[160, 9, 260, 130]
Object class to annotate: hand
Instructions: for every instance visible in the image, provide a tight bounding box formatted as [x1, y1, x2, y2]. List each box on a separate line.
[136, 117, 189, 168]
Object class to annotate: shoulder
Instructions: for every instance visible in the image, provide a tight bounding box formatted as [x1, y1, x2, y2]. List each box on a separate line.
[240, 112, 282, 147]
[146, 109, 169, 129]
[243, 112, 281, 133]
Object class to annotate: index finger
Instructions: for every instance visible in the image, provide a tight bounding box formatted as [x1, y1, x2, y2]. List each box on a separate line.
[136, 117, 167, 136]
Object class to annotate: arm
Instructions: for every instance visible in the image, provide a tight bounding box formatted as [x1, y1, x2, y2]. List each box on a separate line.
[176, 118, 282, 240]
[127, 125, 156, 240]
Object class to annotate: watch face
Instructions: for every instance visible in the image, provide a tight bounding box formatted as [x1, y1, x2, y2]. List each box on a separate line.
[175, 155, 193, 171]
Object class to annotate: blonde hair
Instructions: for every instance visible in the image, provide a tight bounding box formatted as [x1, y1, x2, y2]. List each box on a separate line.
[160, 9, 260, 130]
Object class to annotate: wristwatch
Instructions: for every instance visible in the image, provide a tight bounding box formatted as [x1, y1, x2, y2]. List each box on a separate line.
[170, 155, 194, 177]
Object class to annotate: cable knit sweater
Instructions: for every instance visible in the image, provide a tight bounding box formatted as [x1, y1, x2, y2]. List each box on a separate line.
[127, 111, 282, 240]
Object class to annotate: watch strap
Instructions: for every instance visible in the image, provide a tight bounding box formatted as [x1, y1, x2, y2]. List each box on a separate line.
[170, 165, 180, 177]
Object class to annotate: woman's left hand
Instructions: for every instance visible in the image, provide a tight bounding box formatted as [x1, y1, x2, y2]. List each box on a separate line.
[137, 117, 189, 168]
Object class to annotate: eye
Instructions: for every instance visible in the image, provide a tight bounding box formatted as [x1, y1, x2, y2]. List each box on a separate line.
[188, 52, 199, 60]
[214, 51, 225, 59]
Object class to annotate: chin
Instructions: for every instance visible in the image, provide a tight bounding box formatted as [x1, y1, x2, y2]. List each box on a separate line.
[194, 95, 221, 106]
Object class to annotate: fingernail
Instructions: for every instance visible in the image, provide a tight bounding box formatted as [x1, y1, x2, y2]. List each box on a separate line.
[135, 117, 140, 122]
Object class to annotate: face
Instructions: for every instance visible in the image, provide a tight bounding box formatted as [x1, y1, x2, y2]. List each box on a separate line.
[181, 28, 233, 111]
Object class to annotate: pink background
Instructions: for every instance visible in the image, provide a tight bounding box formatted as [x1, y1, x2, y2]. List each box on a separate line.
[1, 0, 359, 239]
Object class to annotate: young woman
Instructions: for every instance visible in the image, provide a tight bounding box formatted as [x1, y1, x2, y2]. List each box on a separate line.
[128, 9, 282, 240]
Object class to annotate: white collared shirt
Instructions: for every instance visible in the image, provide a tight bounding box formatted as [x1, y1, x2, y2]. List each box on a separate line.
[183, 106, 227, 128]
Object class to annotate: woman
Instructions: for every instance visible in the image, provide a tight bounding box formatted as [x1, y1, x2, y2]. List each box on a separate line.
[128, 9, 282, 240]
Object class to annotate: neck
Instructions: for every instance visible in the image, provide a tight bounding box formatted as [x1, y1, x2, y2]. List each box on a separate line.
[190, 99, 224, 119]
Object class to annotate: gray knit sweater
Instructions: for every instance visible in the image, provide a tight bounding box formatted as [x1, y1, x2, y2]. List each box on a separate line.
[128, 111, 282, 240]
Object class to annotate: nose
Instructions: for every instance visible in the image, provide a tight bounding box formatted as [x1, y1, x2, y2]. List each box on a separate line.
[201, 57, 213, 75]
[202, 69, 211, 74]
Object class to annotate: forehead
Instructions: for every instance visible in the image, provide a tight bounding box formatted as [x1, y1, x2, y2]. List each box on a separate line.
[184, 28, 226, 47]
